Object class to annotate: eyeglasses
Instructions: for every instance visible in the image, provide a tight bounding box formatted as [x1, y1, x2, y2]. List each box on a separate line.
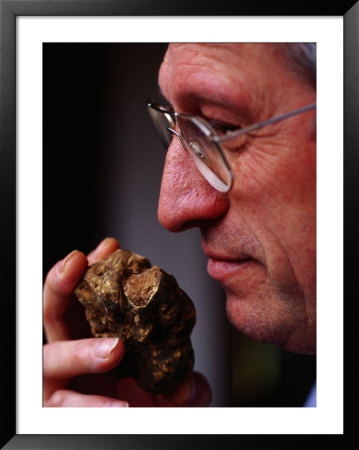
[147, 100, 316, 193]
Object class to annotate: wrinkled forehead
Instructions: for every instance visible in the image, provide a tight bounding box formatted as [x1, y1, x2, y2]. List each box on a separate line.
[158, 43, 295, 114]
[159, 43, 265, 89]
[160, 43, 282, 75]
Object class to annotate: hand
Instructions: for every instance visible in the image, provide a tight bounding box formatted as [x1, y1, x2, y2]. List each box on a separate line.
[43, 237, 211, 407]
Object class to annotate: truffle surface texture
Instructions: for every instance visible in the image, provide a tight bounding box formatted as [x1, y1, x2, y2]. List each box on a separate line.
[74, 249, 196, 393]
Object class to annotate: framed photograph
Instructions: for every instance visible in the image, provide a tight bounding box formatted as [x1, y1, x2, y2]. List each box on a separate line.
[1, 0, 356, 448]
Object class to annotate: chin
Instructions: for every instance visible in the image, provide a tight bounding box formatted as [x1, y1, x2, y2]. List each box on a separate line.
[225, 292, 316, 355]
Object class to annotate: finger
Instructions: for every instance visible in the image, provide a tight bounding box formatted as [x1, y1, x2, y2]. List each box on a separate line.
[43, 337, 125, 380]
[45, 389, 129, 407]
[158, 372, 212, 407]
[87, 237, 120, 265]
[43, 250, 89, 342]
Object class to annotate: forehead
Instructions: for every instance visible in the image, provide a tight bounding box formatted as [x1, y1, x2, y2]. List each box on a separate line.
[162, 43, 280, 67]
[158, 43, 296, 115]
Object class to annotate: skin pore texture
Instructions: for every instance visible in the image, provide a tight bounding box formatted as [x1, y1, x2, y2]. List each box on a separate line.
[157, 44, 316, 354]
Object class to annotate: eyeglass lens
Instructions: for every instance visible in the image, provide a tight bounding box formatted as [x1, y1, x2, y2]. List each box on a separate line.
[148, 106, 232, 192]
[177, 115, 232, 192]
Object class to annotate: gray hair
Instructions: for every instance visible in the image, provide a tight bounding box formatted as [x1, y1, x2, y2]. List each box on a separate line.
[278, 43, 316, 87]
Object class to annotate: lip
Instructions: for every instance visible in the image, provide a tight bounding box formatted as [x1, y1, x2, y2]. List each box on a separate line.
[207, 256, 254, 282]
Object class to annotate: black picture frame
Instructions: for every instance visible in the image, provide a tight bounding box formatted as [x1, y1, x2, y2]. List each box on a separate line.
[1, 0, 357, 448]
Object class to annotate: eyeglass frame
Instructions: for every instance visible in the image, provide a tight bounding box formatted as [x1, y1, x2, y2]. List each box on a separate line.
[147, 100, 316, 192]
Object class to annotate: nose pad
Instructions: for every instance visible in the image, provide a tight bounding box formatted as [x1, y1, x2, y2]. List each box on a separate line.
[168, 129, 206, 161]
[189, 140, 206, 159]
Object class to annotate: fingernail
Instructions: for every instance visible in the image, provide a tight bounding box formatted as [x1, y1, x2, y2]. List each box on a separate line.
[107, 400, 129, 407]
[97, 237, 117, 252]
[59, 250, 78, 274]
[94, 337, 119, 359]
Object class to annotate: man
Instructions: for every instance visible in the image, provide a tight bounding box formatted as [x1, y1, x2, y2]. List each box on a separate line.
[43, 43, 316, 407]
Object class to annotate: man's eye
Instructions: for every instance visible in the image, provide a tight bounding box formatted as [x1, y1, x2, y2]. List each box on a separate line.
[209, 120, 239, 137]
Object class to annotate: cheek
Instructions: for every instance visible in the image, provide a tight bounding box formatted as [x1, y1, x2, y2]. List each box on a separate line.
[229, 137, 316, 293]
[230, 135, 316, 213]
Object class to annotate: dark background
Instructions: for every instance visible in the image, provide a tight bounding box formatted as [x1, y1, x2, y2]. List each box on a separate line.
[43, 43, 316, 407]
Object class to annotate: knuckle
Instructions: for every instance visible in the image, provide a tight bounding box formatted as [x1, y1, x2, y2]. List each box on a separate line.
[68, 340, 93, 372]
[69, 346, 85, 369]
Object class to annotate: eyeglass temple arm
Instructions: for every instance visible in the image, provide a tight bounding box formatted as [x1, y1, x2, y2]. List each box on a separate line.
[214, 103, 316, 143]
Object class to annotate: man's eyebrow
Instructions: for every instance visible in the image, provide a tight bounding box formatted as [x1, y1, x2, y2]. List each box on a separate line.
[157, 83, 252, 122]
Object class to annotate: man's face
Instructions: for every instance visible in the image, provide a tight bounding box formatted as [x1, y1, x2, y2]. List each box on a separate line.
[157, 44, 316, 354]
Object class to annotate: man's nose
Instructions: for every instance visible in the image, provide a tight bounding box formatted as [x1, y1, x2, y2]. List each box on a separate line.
[158, 138, 229, 232]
